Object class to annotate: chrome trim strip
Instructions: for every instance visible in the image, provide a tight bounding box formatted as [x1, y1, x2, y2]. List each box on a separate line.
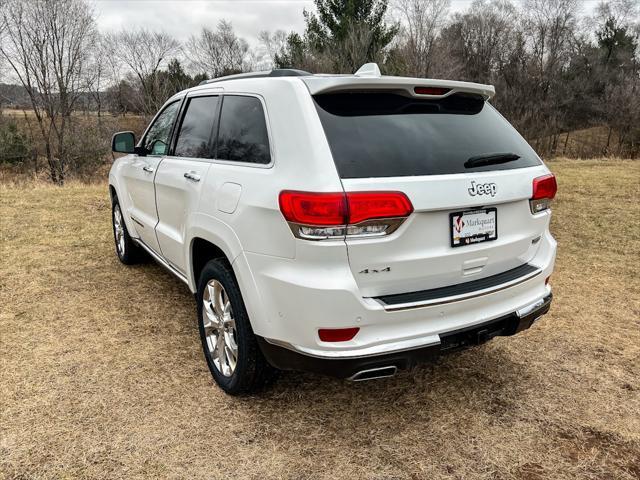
[264, 334, 441, 359]
[373, 268, 542, 311]
[348, 366, 398, 382]
[516, 294, 551, 319]
[287, 217, 406, 241]
[133, 239, 189, 286]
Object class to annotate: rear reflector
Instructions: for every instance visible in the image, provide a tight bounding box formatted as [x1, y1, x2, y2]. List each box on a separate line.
[318, 327, 359, 342]
[414, 86, 451, 96]
[279, 190, 413, 239]
[530, 174, 557, 214]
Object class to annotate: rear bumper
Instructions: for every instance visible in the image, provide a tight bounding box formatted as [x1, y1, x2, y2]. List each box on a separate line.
[257, 293, 552, 379]
[235, 229, 556, 357]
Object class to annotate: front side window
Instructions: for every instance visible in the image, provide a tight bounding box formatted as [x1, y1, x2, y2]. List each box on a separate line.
[174, 96, 220, 159]
[217, 96, 271, 164]
[142, 101, 181, 156]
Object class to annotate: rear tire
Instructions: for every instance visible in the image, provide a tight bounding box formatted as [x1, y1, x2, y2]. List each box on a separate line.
[111, 196, 145, 265]
[197, 258, 278, 395]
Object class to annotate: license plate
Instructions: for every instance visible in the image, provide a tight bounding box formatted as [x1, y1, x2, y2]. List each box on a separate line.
[450, 208, 497, 248]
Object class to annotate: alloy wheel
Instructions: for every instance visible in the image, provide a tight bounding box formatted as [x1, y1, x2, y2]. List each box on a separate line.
[113, 204, 125, 257]
[202, 279, 238, 377]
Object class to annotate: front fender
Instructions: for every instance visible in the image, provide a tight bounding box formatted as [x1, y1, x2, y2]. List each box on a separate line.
[108, 166, 139, 240]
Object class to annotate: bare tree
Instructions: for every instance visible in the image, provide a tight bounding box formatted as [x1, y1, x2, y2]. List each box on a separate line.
[523, 0, 580, 77]
[257, 30, 288, 69]
[336, 21, 384, 72]
[394, 0, 450, 77]
[452, 0, 518, 82]
[0, 6, 7, 82]
[84, 34, 111, 119]
[520, 0, 581, 153]
[108, 29, 180, 114]
[592, 0, 640, 31]
[187, 20, 249, 78]
[0, 0, 96, 184]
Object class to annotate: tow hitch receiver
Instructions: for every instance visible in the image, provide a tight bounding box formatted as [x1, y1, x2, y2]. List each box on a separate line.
[440, 293, 552, 353]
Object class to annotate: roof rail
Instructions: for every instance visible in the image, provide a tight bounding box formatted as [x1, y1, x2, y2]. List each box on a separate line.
[199, 69, 312, 85]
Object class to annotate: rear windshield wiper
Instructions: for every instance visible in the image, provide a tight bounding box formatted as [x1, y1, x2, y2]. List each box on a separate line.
[464, 153, 521, 169]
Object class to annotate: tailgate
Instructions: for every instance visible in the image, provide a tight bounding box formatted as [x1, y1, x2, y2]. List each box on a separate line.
[313, 89, 552, 298]
[342, 167, 550, 297]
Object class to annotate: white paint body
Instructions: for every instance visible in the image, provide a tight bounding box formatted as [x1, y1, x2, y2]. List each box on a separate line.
[109, 73, 556, 360]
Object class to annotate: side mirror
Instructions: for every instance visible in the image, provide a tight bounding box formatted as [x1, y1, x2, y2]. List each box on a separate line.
[112, 131, 136, 154]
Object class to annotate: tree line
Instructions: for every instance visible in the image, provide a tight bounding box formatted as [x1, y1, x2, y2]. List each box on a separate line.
[0, 0, 638, 184]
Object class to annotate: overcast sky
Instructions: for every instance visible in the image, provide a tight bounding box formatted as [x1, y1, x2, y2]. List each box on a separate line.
[92, 0, 601, 45]
[94, 0, 314, 44]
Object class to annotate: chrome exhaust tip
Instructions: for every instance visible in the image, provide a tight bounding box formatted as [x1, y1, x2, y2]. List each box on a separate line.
[348, 365, 398, 382]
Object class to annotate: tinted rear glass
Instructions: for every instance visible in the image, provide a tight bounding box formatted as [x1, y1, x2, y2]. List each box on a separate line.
[174, 96, 219, 159]
[217, 95, 271, 164]
[314, 92, 541, 178]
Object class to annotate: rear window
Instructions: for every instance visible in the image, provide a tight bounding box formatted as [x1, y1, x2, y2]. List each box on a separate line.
[217, 95, 271, 164]
[174, 96, 220, 159]
[314, 92, 541, 178]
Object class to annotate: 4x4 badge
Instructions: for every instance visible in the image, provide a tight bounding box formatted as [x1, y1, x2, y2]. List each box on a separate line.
[468, 181, 497, 197]
[359, 267, 391, 274]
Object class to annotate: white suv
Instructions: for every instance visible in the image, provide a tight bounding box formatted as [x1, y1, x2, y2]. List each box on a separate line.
[109, 64, 556, 395]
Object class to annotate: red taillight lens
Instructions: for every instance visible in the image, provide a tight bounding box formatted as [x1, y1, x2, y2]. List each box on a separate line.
[347, 192, 413, 224]
[279, 190, 413, 239]
[532, 174, 557, 200]
[279, 191, 347, 226]
[414, 86, 451, 95]
[318, 327, 359, 342]
[530, 174, 557, 214]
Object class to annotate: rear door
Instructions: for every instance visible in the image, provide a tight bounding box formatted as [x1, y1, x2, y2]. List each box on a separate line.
[154, 95, 219, 274]
[120, 100, 181, 254]
[314, 91, 551, 297]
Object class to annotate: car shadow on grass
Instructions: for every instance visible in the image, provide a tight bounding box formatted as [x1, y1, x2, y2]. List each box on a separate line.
[242, 344, 532, 428]
[134, 259, 534, 431]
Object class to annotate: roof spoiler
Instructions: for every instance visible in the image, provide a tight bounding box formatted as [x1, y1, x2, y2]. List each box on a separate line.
[305, 63, 495, 99]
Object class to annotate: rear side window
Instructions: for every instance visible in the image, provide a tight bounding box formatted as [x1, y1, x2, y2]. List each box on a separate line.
[314, 92, 541, 178]
[217, 96, 271, 164]
[174, 96, 220, 159]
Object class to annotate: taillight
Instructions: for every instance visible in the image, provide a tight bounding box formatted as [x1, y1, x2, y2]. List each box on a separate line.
[318, 327, 359, 342]
[346, 192, 413, 224]
[279, 190, 413, 240]
[278, 191, 347, 226]
[530, 174, 557, 214]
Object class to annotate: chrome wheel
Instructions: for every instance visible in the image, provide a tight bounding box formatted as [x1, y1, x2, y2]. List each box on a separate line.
[113, 204, 125, 257]
[202, 279, 238, 377]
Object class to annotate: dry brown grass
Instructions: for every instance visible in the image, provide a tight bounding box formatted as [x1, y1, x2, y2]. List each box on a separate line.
[1, 158, 639, 479]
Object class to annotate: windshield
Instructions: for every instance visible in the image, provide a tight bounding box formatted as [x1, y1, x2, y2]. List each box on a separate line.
[314, 92, 541, 178]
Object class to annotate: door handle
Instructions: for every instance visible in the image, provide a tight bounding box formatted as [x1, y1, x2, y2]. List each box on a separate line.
[142, 165, 154, 173]
[184, 171, 201, 182]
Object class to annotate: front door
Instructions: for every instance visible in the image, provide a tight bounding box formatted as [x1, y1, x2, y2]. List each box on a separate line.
[120, 100, 181, 254]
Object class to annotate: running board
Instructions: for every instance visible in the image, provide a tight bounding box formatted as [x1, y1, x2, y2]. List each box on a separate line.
[133, 239, 190, 286]
[372, 264, 541, 311]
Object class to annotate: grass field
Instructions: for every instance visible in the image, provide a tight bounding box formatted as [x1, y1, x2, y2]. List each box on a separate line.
[1, 159, 639, 479]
